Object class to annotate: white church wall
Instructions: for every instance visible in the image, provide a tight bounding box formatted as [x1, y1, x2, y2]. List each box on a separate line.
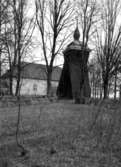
[12, 78, 59, 96]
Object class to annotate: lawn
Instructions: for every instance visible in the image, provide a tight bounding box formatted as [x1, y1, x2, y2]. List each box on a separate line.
[0, 100, 121, 167]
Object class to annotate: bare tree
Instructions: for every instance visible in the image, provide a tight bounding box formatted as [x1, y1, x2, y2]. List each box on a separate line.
[96, 0, 121, 99]
[77, 0, 99, 100]
[35, 0, 74, 95]
[0, 0, 10, 95]
[4, 0, 35, 95]
[89, 58, 102, 99]
[77, 0, 99, 48]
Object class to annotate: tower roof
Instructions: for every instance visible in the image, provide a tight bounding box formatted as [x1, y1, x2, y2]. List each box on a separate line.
[63, 25, 91, 53]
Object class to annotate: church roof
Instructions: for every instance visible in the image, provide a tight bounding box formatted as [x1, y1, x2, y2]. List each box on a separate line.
[2, 62, 62, 81]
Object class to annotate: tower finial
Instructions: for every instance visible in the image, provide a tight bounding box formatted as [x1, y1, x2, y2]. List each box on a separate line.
[76, 16, 78, 27]
[73, 17, 80, 40]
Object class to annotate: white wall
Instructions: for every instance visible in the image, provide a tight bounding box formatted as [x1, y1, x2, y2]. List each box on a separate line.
[12, 78, 59, 96]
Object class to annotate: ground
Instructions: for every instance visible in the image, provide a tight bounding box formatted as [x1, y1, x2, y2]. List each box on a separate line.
[0, 99, 121, 167]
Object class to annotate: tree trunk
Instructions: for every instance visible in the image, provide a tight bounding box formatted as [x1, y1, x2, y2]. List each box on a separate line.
[9, 75, 13, 95]
[15, 78, 20, 96]
[100, 81, 102, 99]
[9, 67, 14, 95]
[108, 82, 111, 98]
[47, 68, 52, 96]
[0, 54, 1, 96]
[103, 78, 109, 99]
[119, 84, 121, 101]
[0, 3, 1, 96]
[94, 83, 96, 99]
[15, 65, 21, 96]
[114, 72, 117, 100]
[92, 73, 95, 98]
[100, 87, 102, 99]
[15, 45, 21, 96]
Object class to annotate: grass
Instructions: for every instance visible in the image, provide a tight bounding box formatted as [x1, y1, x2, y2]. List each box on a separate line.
[0, 100, 121, 166]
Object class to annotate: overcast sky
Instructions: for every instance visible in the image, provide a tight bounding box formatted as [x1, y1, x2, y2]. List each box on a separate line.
[28, 0, 121, 66]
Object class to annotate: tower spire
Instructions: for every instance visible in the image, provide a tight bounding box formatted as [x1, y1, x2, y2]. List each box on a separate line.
[73, 16, 80, 40]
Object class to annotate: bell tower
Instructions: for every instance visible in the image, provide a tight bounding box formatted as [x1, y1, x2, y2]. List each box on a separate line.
[57, 26, 91, 103]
